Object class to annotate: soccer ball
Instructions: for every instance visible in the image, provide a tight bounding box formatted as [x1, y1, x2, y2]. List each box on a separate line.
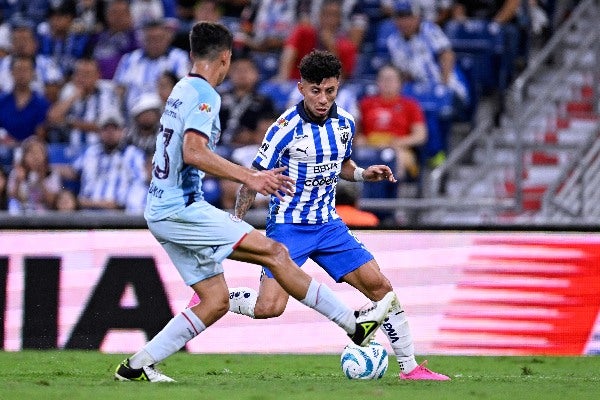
[340, 341, 388, 379]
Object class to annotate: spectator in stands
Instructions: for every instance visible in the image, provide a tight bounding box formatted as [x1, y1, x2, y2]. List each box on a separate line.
[125, 92, 163, 154]
[158, 70, 178, 104]
[0, 22, 10, 58]
[36, 0, 92, 77]
[378, 1, 469, 105]
[358, 64, 427, 181]
[381, 0, 452, 24]
[306, 0, 370, 48]
[71, 0, 106, 34]
[6, 136, 62, 213]
[237, 0, 303, 53]
[0, 56, 50, 146]
[0, 0, 51, 27]
[113, 18, 190, 111]
[0, 22, 64, 102]
[335, 180, 380, 227]
[276, 0, 357, 80]
[47, 58, 120, 147]
[0, 167, 8, 211]
[219, 57, 275, 146]
[90, 0, 139, 80]
[220, 111, 277, 210]
[53, 187, 79, 211]
[450, 0, 524, 77]
[60, 110, 147, 211]
[130, 0, 177, 29]
[172, 0, 226, 52]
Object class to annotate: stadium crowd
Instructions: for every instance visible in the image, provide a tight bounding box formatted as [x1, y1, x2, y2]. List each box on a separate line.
[0, 0, 569, 224]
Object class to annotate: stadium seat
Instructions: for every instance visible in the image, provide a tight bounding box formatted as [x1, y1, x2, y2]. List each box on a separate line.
[0, 146, 13, 173]
[353, 146, 398, 199]
[47, 142, 83, 166]
[257, 80, 297, 113]
[252, 52, 281, 82]
[444, 19, 508, 95]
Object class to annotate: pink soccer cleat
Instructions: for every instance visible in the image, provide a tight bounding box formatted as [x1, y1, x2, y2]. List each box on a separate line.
[399, 361, 450, 381]
[187, 293, 200, 308]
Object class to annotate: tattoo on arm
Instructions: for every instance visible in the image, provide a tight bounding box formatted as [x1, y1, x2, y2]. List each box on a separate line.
[235, 184, 257, 219]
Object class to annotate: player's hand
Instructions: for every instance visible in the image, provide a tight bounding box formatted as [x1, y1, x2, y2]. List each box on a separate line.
[248, 166, 295, 200]
[363, 165, 397, 183]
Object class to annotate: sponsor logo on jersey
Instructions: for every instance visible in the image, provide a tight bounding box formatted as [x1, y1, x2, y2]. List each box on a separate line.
[199, 103, 212, 112]
[313, 162, 338, 174]
[259, 142, 270, 153]
[166, 97, 183, 109]
[304, 175, 338, 187]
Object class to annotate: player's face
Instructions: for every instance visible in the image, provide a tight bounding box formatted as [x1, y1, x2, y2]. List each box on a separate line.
[298, 77, 339, 123]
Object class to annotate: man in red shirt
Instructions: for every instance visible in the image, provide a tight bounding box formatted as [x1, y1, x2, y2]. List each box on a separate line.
[358, 65, 427, 179]
[276, 0, 357, 81]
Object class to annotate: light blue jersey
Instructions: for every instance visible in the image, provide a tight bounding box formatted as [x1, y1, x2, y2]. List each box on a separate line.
[253, 102, 355, 224]
[145, 74, 222, 222]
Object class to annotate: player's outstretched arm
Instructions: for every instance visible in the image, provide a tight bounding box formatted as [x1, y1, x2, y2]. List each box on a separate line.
[183, 131, 294, 197]
[340, 159, 397, 183]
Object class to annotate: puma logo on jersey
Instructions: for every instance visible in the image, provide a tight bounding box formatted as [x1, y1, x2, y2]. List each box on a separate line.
[295, 146, 309, 155]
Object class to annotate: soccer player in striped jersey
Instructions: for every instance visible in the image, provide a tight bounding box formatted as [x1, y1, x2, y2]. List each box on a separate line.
[115, 22, 396, 383]
[223, 50, 450, 381]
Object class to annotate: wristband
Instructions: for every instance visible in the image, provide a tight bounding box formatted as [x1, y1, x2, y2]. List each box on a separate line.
[353, 167, 365, 182]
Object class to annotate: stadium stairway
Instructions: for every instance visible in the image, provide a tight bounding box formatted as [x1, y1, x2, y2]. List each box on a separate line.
[421, 0, 599, 226]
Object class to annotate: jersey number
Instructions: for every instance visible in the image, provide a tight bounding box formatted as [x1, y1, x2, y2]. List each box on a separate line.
[153, 125, 174, 179]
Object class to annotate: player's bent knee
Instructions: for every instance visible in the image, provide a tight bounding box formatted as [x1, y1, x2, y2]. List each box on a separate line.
[264, 240, 290, 270]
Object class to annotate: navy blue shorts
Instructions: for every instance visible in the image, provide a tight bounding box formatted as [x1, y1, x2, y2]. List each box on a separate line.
[263, 218, 374, 282]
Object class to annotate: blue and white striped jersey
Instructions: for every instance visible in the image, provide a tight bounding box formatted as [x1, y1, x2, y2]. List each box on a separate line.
[253, 102, 355, 225]
[73, 143, 147, 208]
[113, 47, 190, 111]
[144, 74, 222, 222]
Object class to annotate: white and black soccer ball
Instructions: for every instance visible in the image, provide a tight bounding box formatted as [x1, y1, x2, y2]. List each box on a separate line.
[340, 341, 388, 379]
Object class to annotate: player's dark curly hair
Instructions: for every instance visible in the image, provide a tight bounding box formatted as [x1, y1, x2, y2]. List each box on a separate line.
[299, 50, 342, 84]
[189, 21, 233, 60]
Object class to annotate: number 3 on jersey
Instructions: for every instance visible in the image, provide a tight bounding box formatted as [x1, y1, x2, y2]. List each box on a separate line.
[153, 125, 174, 179]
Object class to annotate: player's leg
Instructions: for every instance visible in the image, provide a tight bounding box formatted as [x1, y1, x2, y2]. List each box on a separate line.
[230, 229, 397, 345]
[116, 202, 248, 382]
[342, 261, 449, 380]
[313, 220, 449, 380]
[229, 223, 312, 319]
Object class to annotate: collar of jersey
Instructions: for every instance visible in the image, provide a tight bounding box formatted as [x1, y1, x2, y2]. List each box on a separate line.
[187, 72, 208, 82]
[296, 101, 338, 126]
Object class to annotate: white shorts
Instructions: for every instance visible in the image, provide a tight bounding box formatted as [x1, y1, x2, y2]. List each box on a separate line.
[147, 201, 254, 286]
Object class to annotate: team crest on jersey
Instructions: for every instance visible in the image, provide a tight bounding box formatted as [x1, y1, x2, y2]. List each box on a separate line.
[199, 103, 212, 112]
[338, 127, 350, 146]
[277, 118, 288, 128]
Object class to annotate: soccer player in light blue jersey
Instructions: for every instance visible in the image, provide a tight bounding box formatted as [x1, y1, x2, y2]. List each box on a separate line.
[221, 50, 450, 381]
[114, 22, 397, 383]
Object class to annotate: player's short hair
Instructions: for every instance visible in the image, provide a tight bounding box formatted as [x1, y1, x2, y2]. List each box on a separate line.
[189, 22, 233, 60]
[299, 50, 342, 84]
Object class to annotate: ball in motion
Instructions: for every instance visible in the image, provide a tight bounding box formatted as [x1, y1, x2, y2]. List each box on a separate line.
[340, 341, 388, 379]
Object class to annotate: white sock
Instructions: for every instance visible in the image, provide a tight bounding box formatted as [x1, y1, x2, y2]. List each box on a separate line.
[130, 308, 206, 367]
[379, 300, 418, 373]
[300, 279, 355, 334]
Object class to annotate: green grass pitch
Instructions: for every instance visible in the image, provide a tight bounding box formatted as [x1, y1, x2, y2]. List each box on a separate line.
[0, 351, 598, 400]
